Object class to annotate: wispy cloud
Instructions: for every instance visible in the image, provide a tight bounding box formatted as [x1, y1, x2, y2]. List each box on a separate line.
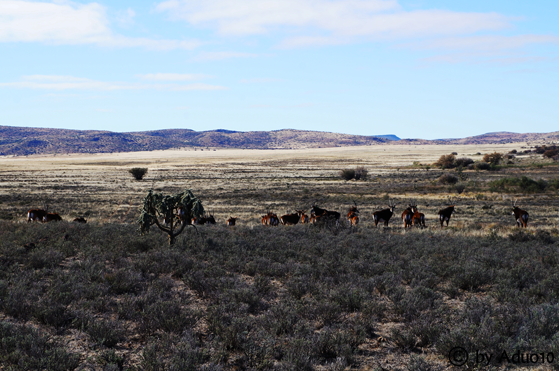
[157, 0, 509, 42]
[191, 51, 259, 61]
[156, 0, 558, 65]
[248, 102, 313, 108]
[116, 7, 136, 28]
[409, 35, 559, 65]
[0, 75, 226, 91]
[136, 73, 212, 81]
[0, 0, 200, 49]
[240, 78, 281, 83]
[406, 34, 559, 52]
[420, 52, 551, 66]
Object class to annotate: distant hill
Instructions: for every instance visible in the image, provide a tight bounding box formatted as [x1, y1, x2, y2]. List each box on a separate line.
[0, 126, 398, 156]
[436, 131, 559, 145]
[1, 126, 557, 156]
[375, 134, 400, 141]
[398, 131, 559, 146]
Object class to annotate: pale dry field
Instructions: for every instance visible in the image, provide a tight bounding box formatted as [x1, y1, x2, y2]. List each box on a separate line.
[1, 142, 557, 233]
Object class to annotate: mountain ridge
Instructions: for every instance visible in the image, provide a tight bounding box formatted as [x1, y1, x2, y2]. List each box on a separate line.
[1, 126, 558, 156]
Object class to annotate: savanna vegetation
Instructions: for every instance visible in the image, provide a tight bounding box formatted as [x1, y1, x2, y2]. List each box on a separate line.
[1, 143, 559, 370]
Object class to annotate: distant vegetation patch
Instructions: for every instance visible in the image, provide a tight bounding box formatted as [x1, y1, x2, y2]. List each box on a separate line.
[433, 154, 475, 169]
[339, 166, 368, 181]
[489, 176, 559, 193]
[438, 173, 459, 185]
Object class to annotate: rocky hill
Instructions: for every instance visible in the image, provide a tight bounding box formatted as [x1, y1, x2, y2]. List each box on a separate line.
[0, 126, 398, 156]
[2, 125, 558, 156]
[435, 131, 559, 145]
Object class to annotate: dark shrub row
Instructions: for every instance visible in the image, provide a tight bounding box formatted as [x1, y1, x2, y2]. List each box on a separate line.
[489, 176, 559, 193]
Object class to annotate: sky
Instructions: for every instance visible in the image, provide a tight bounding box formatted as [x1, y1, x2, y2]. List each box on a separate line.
[0, 0, 557, 139]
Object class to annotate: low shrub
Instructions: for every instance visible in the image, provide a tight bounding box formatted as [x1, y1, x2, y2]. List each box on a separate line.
[455, 183, 466, 194]
[490, 176, 548, 193]
[139, 300, 199, 335]
[339, 169, 355, 181]
[339, 167, 368, 181]
[438, 173, 458, 185]
[354, 166, 368, 180]
[0, 322, 80, 370]
[454, 157, 474, 167]
[129, 167, 148, 180]
[86, 317, 125, 348]
[474, 161, 491, 170]
[450, 262, 493, 291]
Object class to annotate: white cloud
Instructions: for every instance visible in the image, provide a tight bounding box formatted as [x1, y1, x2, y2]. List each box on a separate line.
[0, 0, 200, 49]
[157, 0, 402, 36]
[0, 75, 226, 91]
[156, 0, 509, 41]
[192, 51, 259, 61]
[137, 73, 211, 81]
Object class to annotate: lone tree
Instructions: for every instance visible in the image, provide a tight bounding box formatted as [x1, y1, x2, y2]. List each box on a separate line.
[138, 189, 204, 245]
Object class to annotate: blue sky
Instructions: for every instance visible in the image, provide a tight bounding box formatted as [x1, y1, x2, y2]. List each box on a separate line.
[0, 0, 557, 139]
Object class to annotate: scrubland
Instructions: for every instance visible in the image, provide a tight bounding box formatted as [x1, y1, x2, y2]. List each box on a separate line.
[1, 143, 559, 370]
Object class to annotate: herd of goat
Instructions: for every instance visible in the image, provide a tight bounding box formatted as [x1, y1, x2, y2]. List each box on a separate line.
[27, 199, 530, 229]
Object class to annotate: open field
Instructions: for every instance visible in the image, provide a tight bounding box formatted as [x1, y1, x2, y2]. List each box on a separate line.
[1, 144, 559, 370]
[2, 142, 556, 227]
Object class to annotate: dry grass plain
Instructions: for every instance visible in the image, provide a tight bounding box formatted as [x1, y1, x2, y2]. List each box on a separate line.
[1, 143, 559, 371]
[2, 142, 557, 229]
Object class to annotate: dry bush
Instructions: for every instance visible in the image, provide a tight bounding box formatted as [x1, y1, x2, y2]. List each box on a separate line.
[455, 157, 474, 167]
[543, 149, 559, 159]
[483, 152, 503, 165]
[433, 154, 456, 169]
[339, 167, 368, 181]
[354, 166, 368, 180]
[455, 183, 466, 194]
[339, 169, 355, 181]
[474, 162, 491, 170]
